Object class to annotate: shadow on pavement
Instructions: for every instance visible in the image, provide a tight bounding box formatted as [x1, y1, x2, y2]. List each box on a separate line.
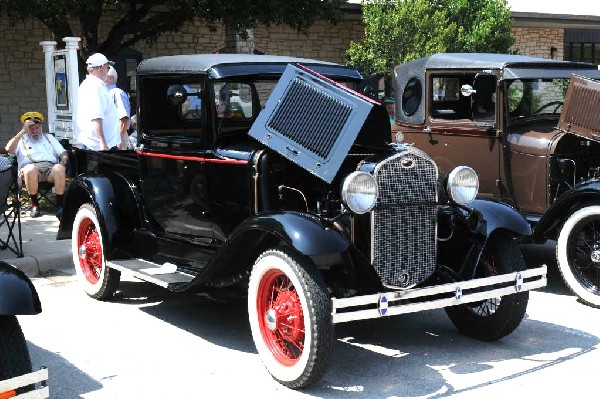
[28, 342, 102, 399]
[113, 276, 598, 398]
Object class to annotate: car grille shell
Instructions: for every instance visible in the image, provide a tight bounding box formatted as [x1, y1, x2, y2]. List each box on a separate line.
[371, 147, 438, 288]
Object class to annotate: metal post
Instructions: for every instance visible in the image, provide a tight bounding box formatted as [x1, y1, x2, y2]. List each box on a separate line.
[63, 37, 81, 143]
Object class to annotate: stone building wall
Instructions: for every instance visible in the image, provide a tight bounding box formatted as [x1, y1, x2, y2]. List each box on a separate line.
[0, 17, 50, 142]
[511, 27, 564, 60]
[254, 19, 364, 62]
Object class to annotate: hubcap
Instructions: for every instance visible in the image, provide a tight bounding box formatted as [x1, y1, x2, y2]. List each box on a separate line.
[79, 245, 86, 259]
[591, 249, 600, 263]
[265, 308, 277, 330]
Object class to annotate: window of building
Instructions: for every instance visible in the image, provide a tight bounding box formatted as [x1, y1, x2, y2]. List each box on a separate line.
[564, 29, 600, 64]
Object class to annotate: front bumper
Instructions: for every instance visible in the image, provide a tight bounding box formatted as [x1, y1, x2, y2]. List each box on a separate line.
[0, 368, 48, 398]
[331, 265, 547, 324]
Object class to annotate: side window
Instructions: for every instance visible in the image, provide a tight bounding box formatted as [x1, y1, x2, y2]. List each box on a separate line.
[214, 82, 254, 119]
[430, 76, 472, 120]
[140, 77, 204, 136]
[472, 74, 497, 125]
[402, 77, 422, 117]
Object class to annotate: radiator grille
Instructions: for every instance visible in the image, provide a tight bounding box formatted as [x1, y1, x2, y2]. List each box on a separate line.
[372, 149, 438, 288]
[559, 76, 600, 139]
[267, 78, 353, 160]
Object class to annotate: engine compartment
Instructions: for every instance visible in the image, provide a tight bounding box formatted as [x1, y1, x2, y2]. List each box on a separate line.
[550, 133, 600, 203]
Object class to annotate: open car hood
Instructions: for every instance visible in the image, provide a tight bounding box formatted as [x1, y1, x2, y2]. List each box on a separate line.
[248, 63, 390, 183]
[558, 75, 600, 142]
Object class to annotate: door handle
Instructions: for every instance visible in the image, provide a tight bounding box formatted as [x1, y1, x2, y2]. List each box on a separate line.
[424, 126, 438, 145]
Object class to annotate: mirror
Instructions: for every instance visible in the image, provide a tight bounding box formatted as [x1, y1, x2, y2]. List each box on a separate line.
[460, 84, 477, 97]
[166, 84, 187, 105]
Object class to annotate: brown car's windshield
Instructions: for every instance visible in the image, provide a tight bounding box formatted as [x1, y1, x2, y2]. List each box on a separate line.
[506, 78, 570, 124]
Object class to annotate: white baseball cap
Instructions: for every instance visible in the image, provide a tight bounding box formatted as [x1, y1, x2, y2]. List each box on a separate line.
[107, 66, 118, 79]
[86, 53, 115, 68]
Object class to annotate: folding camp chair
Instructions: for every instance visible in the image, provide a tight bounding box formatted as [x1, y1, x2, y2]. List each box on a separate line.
[0, 157, 23, 257]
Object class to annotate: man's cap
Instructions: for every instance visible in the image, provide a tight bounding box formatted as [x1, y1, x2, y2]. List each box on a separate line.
[383, 97, 395, 104]
[20, 111, 44, 124]
[107, 65, 118, 79]
[86, 53, 115, 68]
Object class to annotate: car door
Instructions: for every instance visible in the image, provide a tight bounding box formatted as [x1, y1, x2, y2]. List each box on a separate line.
[137, 78, 218, 250]
[398, 71, 502, 200]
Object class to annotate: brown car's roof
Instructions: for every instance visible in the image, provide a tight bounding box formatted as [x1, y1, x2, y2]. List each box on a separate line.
[399, 52, 596, 71]
[395, 53, 600, 80]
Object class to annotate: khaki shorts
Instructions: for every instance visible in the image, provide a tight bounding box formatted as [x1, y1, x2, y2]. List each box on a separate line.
[19, 161, 55, 182]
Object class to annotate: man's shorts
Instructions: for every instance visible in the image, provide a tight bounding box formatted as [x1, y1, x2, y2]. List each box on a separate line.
[19, 161, 55, 182]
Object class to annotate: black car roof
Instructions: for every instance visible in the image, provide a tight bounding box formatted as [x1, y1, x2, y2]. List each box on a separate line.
[137, 54, 363, 81]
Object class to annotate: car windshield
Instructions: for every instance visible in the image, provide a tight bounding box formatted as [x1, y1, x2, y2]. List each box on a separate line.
[506, 78, 570, 124]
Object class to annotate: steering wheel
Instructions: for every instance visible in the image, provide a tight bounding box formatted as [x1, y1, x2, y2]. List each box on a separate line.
[533, 101, 563, 115]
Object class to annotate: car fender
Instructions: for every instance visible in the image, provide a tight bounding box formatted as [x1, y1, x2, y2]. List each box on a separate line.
[57, 173, 141, 256]
[197, 211, 384, 289]
[228, 211, 350, 256]
[533, 180, 600, 240]
[469, 199, 533, 238]
[0, 261, 41, 315]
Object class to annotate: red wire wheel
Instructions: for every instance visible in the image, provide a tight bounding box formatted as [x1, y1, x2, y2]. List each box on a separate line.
[248, 249, 333, 389]
[256, 269, 305, 366]
[71, 204, 120, 300]
[76, 216, 103, 285]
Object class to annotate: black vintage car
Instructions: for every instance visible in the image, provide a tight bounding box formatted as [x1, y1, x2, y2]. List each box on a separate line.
[58, 54, 546, 389]
[0, 261, 43, 396]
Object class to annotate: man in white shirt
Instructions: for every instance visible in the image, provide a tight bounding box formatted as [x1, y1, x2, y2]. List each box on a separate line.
[5, 111, 68, 218]
[76, 53, 120, 151]
[105, 66, 131, 149]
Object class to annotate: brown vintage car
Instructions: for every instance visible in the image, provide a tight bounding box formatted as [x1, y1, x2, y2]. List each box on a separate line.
[392, 53, 600, 307]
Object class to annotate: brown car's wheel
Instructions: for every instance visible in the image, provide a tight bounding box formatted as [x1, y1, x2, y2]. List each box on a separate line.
[445, 233, 529, 341]
[71, 204, 120, 300]
[556, 205, 600, 308]
[0, 316, 33, 395]
[248, 248, 333, 389]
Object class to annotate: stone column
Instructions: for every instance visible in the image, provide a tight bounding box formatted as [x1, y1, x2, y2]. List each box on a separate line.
[223, 25, 255, 54]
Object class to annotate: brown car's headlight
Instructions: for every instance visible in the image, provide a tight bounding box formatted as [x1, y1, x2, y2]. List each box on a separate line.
[341, 171, 378, 214]
[446, 166, 479, 206]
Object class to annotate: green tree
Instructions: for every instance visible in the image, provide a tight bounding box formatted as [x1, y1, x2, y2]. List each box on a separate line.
[0, 0, 346, 58]
[438, 0, 514, 53]
[347, 0, 514, 96]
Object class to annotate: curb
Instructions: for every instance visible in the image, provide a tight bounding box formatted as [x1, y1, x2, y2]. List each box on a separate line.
[6, 253, 73, 277]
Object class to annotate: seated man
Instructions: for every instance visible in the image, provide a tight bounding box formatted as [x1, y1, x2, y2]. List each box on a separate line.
[5, 111, 68, 218]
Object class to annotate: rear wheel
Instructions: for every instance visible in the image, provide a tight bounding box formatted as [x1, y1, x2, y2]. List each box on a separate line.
[0, 316, 32, 395]
[445, 233, 529, 341]
[248, 248, 333, 389]
[556, 205, 600, 308]
[72, 203, 120, 300]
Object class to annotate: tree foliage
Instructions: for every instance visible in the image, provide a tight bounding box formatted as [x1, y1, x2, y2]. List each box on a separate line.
[0, 0, 346, 58]
[347, 0, 514, 96]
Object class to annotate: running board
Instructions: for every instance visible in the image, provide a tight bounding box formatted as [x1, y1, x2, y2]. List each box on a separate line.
[106, 259, 198, 290]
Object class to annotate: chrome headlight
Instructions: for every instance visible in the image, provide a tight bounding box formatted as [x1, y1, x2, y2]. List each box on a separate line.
[341, 171, 378, 214]
[446, 166, 479, 205]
